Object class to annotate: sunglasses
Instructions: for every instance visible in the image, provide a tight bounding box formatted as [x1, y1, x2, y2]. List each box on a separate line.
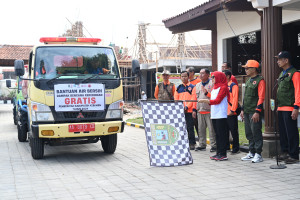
[211, 76, 215, 79]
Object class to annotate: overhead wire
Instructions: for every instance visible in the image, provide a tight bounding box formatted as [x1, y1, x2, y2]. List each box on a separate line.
[220, 1, 251, 73]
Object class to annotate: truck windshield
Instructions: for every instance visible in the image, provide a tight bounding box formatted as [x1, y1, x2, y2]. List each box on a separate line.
[34, 46, 120, 79]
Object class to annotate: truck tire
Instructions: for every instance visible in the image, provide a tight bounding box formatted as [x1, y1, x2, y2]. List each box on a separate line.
[17, 124, 27, 142]
[100, 134, 117, 154]
[30, 137, 44, 159]
[13, 106, 17, 125]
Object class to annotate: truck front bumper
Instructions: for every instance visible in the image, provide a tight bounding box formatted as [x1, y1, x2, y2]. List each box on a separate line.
[31, 121, 125, 138]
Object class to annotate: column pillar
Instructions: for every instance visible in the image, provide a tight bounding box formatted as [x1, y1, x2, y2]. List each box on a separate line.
[261, 0, 282, 157]
[211, 13, 218, 72]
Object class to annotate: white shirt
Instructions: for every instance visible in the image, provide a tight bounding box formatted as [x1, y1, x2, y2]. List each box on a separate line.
[210, 87, 228, 119]
[141, 94, 147, 100]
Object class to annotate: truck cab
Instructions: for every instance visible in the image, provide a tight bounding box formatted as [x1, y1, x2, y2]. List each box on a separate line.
[14, 37, 140, 159]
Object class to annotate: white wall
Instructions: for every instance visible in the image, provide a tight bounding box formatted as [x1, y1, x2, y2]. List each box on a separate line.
[216, 9, 300, 71]
[0, 79, 16, 96]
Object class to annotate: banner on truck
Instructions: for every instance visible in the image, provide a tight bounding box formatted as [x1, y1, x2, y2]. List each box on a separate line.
[54, 83, 105, 112]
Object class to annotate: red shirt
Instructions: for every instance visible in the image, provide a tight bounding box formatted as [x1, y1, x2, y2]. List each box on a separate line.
[231, 75, 238, 85]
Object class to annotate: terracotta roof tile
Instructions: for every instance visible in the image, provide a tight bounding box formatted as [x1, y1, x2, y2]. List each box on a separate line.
[0, 45, 33, 60]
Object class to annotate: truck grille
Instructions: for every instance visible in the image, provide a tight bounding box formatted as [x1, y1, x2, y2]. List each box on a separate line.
[63, 112, 98, 119]
[50, 106, 107, 122]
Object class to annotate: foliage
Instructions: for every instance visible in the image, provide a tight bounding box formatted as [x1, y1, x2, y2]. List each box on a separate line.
[0, 90, 15, 100]
[7, 90, 15, 99]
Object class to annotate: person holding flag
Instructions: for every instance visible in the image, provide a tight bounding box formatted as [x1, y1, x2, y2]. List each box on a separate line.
[198, 71, 230, 161]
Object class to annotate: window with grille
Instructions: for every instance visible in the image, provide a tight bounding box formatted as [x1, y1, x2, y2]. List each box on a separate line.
[238, 32, 256, 44]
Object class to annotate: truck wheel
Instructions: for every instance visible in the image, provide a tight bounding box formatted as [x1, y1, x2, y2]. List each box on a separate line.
[17, 124, 27, 142]
[100, 134, 117, 154]
[30, 137, 44, 159]
[13, 106, 17, 125]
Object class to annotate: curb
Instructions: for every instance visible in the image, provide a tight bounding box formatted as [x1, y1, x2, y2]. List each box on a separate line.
[125, 122, 145, 129]
[0, 101, 12, 104]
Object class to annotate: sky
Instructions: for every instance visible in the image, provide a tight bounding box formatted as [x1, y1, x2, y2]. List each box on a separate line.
[0, 0, 211, 49]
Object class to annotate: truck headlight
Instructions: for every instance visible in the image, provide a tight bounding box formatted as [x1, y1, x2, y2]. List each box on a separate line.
[31, 101, 54, 122]
[106, 100, 123, 119]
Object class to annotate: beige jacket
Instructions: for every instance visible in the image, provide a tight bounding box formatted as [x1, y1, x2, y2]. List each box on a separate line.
[196, 79, 214, 112]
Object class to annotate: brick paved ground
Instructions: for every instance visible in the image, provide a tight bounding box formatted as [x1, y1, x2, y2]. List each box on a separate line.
[0, 104, 299, 200]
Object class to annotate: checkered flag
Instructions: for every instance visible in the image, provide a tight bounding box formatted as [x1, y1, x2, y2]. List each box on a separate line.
[140, 101, 193, 167]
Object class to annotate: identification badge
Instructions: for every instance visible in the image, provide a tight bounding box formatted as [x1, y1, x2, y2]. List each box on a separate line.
[270, 99, 275, 111]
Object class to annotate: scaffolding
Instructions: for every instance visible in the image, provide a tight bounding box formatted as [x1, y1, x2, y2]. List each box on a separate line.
[119, 60, 141, 102]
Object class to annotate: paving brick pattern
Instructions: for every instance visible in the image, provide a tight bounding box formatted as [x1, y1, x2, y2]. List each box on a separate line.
[0, 104, 299, 200]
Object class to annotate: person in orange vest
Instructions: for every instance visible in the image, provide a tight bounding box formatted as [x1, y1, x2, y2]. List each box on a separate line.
[154, 70, 176, 100]
[187, 67, 201, 139]
[222, 62, 238, 85]
[187, 67, 201, 85]
[224, 70, 240, 154]
[275, 51, 300, 164]
[174, 71, 197, 150]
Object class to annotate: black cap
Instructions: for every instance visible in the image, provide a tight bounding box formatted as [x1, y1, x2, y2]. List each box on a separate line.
[275, 51, 291, 60]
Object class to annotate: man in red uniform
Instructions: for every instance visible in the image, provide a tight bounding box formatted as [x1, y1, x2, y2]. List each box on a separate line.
[174, 71, 197, 150]
[222, 62, 238, 85]
[275, 51, 300, 164]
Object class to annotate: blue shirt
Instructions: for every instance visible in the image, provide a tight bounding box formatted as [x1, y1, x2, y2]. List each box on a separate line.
[282, 65, 294, 76]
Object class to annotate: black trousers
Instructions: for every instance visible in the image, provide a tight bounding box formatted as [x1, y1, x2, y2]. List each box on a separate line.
[192, 112, 199, 136]
[278, 111, 299, 160]
[212, 118, 227, 156]
[227, 115, 240, 151]
[185, 113, 196, 145]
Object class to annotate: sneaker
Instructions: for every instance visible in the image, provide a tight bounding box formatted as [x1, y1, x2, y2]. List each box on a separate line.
[189, 144, 195, 150]
[195, 146, 206, 151]
[285, 157, 299, 164]
[210, 147, 217, 152]
[241, 152, 255, 161]
[277, 152, 289, 161]
[210, 154, 218, 160]
[215, 155, 228, 161]
[252, 153, 263, 163]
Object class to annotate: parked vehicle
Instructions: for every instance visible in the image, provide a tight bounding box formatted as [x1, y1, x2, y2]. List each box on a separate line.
[6, 75, 25, 125]
[14, 37, 140, 159]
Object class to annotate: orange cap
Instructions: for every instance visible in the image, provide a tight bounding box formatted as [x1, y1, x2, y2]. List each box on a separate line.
[242, 60, 260, 68]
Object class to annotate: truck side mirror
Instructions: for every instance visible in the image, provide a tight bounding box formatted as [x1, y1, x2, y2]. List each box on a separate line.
[6, 79, 11, 88]
[132, 59, 140, 76]
[14, 60, 25, 77]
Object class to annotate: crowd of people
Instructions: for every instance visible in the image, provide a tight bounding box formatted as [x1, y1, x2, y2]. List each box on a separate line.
[154, 51, 299, 164]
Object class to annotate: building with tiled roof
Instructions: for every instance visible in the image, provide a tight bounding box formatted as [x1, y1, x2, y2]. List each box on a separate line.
[0, 45, 33, 79]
